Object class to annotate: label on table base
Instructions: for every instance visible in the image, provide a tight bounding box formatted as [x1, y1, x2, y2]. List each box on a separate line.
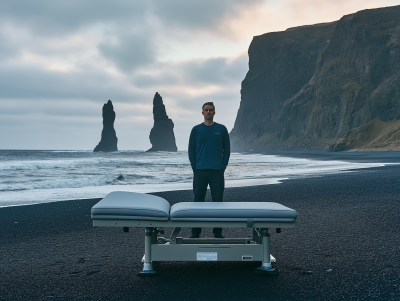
[197, 252, 218, 261]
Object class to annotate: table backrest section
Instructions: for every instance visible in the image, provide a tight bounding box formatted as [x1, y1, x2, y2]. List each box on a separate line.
[91, 191, 170, 220]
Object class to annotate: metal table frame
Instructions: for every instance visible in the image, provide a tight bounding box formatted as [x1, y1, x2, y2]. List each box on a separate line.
[93, 219, 296, 276]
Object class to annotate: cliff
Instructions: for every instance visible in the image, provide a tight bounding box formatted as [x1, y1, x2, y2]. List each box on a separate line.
[93, 100, 118, 152]
[147, 92, 178, 152]
[230, 5, 400, 151]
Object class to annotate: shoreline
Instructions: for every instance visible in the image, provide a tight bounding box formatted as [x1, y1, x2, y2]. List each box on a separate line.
[1, 150, 395, 208]
[1, 164, 399, 300]
[258, 150, 400, 163]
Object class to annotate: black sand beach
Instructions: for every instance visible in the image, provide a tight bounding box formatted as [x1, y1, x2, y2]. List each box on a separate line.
[1, 162, 400, 300]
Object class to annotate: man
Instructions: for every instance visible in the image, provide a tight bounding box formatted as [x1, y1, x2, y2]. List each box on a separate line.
[188, 102, 230, 238]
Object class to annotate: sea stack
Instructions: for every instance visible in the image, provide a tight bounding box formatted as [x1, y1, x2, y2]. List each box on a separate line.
[147, 92, 178, 152]
[93, 100, 118, 152]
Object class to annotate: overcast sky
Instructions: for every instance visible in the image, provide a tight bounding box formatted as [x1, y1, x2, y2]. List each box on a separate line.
[1, 0, 399, 150]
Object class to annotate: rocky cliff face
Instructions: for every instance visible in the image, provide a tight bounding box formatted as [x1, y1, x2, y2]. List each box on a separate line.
[230, 5, 400, 151]
[93, 100, 118, 152]
[147, 92, 178, 152]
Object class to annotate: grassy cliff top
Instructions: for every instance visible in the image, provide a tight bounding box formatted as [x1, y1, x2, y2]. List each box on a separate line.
[330, 118, 400, 151]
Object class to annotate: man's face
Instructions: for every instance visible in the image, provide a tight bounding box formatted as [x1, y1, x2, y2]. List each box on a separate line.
[202, 105, 215, 120]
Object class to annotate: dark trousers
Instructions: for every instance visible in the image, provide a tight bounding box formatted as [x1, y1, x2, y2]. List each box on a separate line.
[191, 169, 224, 235]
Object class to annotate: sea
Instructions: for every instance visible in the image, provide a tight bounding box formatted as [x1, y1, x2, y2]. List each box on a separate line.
[0, 150, 386, 207]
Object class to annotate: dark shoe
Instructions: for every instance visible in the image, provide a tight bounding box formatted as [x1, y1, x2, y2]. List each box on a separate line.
[190, 233, 200, 238]
[214, 233, 224, 239]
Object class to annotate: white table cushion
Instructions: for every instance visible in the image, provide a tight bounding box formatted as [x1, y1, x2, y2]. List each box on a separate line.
[170, 202, 297, 222]
[91, 191, 170, 220]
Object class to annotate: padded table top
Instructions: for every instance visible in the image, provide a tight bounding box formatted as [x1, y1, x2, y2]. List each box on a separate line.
[91, 191, 170, 220]
[91, 192, 297, 223]
[170, 202, 297, 222]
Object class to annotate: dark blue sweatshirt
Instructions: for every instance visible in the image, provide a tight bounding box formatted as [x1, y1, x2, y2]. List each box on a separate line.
[188, 122, 230, 170]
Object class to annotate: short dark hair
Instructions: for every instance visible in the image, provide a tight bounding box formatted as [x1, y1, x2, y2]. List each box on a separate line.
[202, 102, 215, 111]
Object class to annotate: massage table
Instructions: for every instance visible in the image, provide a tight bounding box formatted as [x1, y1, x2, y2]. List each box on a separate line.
[91, 191, 297, 276]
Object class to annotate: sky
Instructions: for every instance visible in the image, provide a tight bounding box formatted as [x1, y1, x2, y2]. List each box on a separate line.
[1, 0, 400, 151]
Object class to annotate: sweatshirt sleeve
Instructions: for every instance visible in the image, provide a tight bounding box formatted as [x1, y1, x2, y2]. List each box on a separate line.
[222, 126, 230, 170]
[188, 127, 196, 170]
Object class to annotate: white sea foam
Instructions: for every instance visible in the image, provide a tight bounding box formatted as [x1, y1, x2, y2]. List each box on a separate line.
[0, 158, 103, 171]
[0, 175, 125, 191]
[0, 156, 190, 171]
[0, 158, 134, 171]
[49, 150, 94, 153]
[0, 178, 287, 208]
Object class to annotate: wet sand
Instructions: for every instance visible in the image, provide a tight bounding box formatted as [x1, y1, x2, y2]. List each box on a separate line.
[1, 162, 399, 300]
[263, 150, 400, 163]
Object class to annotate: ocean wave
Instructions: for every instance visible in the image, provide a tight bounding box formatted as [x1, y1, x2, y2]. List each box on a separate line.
[0, 151, 388, 207]
[0, 174, 128, 191]
[0, 172, 192, 192]
[0, 158, 106, 171]
[48, 150, 144, 153]
[0, 156, 190, 171]
[48, 150, 94, 153]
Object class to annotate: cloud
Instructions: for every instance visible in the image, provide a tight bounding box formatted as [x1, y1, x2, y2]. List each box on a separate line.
[0, 51, 246, 150]
[183, 54, 248, 85]
[0, 52, 248, 105]
[131, 52, 248, 88]
[0, 98, 155, 150]
[1, 0, 399, 150]
[0, 1, 147, 36]
[0, 0, 263, 36]
[0, 64, 148, 102]
[250, 0, 400, 36]
[99, 31, 157, 72]
[151, 0, 263, 33]
[0, 0, 262, 73]
[0, 33, 16, 61]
